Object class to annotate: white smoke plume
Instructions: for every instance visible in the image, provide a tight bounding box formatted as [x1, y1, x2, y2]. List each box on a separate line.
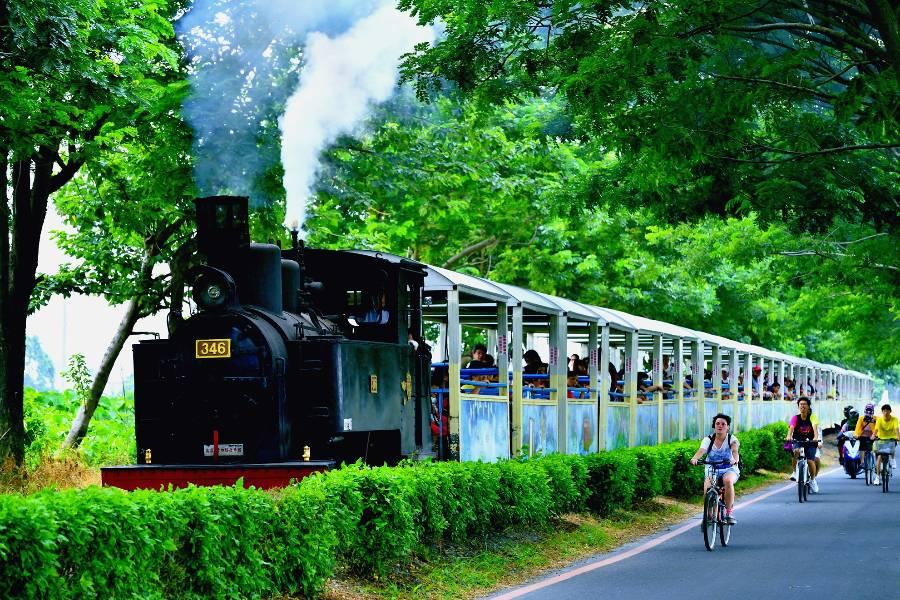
[176, 0, 434, 228]
[280, 6, 435, 231]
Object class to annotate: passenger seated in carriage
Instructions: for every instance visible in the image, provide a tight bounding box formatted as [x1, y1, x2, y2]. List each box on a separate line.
[524, 349, 545, 374]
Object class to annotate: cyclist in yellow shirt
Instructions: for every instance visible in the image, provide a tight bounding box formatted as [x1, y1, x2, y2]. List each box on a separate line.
[873, 404, 899, 485]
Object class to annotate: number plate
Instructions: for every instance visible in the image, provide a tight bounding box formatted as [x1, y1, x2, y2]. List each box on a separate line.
[203, 443, 243, 457]
[195, 339, 231, 359]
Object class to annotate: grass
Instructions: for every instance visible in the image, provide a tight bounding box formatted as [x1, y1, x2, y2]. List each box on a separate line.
[0, 452, 102, 495]
[322, 468, 794, 600]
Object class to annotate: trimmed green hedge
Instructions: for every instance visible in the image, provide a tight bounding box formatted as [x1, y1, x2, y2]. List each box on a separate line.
[0, 425, 789, 598]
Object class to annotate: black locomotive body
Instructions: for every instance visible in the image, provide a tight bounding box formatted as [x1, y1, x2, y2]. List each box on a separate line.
[103, 196, 432, 489]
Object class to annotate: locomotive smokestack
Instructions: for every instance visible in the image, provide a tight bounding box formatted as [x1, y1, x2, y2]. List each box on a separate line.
[194, 196, 250, 270]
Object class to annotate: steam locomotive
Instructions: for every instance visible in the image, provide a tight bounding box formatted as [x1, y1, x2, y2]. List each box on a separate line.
[101, 196, 433, 490]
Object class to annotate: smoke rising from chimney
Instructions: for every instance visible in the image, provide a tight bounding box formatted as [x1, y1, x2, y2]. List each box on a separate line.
[176, 0, 434, 230]
[280, 5, 434, 232]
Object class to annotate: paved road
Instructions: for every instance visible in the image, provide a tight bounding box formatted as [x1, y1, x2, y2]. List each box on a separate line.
[486, 468, 900, 599]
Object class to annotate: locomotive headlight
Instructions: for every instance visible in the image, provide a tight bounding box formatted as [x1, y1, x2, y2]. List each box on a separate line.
[191, 266, 235, 312]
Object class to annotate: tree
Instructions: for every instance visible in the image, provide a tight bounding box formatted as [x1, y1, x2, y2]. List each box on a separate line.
[44, 77, 287, 449]
[307, 94, 584, 270]
[24, 336, 54, 392]
[0, 0, 182, 463]
[395, 0, 898, 375]
[399, 0, 898, 231]
[305, 89, 897, 373]
[44, 80, 197, 449]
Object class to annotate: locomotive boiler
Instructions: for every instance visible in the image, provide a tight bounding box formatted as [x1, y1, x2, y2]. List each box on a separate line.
[101, 196, 433, 489]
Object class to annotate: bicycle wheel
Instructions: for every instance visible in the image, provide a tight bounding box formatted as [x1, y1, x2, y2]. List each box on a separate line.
[882, 460, 890, 493]
[718, 501, 731, 547]
[797, 462, 806, 503]
[865, 453, 874, 486]
[703, 491, 718, 551]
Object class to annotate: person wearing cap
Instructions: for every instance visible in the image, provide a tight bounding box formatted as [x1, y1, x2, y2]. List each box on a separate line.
[855, 402, 878, 471]
[873, 404, 898, 484]
[751, 365, 762, 397]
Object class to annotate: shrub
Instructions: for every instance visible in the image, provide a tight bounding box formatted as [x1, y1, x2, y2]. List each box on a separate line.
[758, 423, 792, 471]
[667, 441, 705, 499]
[627, 446, 674, 501]
[0, 494, 62, 598]
[583, 450, 637, 515]
[269, 484, 340, 598]
[494, 460, 552, 528]
[532, 454, 588, 514]
[0, 424, 798, 598]
[325, 465, 418, 576]
[736, 430, 763, 473]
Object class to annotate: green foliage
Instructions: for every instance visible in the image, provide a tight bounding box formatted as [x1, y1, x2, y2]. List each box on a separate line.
[667, 441, 707, 499]
[390, 0, 899, 378]
[269, 484, 340, 598]
[60, 355, 91, 407]
[305, 91, 896, 376]
[626, 446, 675, 501]
[0, 425, 789, 597]
[583, 451, 638, 516]
[760, 423, 793, 471]
[400, 0, 898, 233]
[347, 466, 419, 576]
[532, 453, 589, 514]
[307, 95, 582, 275]
[23, 389, 134, 469]
[1, 0, 190, 464]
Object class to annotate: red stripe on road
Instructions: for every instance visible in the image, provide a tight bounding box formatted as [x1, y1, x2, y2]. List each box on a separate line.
[491, 469, 839, 600]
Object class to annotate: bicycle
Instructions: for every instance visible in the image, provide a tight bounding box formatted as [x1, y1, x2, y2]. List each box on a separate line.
[875, 439, 896, 493]
[698, 459, 734, 551]
[791, 440, 820, 503]
[862, 439, 876, 486]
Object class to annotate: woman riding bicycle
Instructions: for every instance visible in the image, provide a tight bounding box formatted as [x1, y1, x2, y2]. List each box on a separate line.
[855, 402, 878, 471]
[690, 413, 740, 524]
[873, 403, 899, 485]
[787, 396, 820, 493]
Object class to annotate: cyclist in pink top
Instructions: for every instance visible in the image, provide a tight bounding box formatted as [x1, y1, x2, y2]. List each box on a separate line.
[787, 397, 821, 493]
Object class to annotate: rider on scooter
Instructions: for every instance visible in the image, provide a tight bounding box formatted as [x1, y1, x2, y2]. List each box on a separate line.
[838, 409, 862, 477]
[838, 405, 855, 465]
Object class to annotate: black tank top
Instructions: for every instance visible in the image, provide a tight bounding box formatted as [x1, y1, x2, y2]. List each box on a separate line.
[793, 414, 814, 440]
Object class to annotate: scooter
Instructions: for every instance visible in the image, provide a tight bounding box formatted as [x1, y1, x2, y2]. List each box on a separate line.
[839, 432, 862, 479]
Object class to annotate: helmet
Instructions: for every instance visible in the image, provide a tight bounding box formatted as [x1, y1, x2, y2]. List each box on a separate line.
[849, 410, 859, 420]
[864, 402, 875, 415]
[843, 405, 853, 418]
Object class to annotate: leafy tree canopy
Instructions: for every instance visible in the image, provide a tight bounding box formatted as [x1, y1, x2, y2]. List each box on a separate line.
[307, 92, 897, 373]
[1, 0, 187, 463]
[399, 0, 899, 234]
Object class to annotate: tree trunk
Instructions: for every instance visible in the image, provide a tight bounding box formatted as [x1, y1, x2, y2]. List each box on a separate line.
[61, 293, 143, 449]
[59, 212, 187, 450]
[0, 150, 24, 462]
[62, 251, 155, 449]
[865, 0, 900, 84]
[0, 155, 53, 464]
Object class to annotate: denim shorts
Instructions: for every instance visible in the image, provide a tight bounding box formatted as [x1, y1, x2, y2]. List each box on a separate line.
[794, 445, 817, 459]
[716, 467, 740, 482]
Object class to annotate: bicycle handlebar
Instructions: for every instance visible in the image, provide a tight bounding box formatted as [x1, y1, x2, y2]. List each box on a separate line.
[697, 459, 732, 467]
[789, 439, 820, 447]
